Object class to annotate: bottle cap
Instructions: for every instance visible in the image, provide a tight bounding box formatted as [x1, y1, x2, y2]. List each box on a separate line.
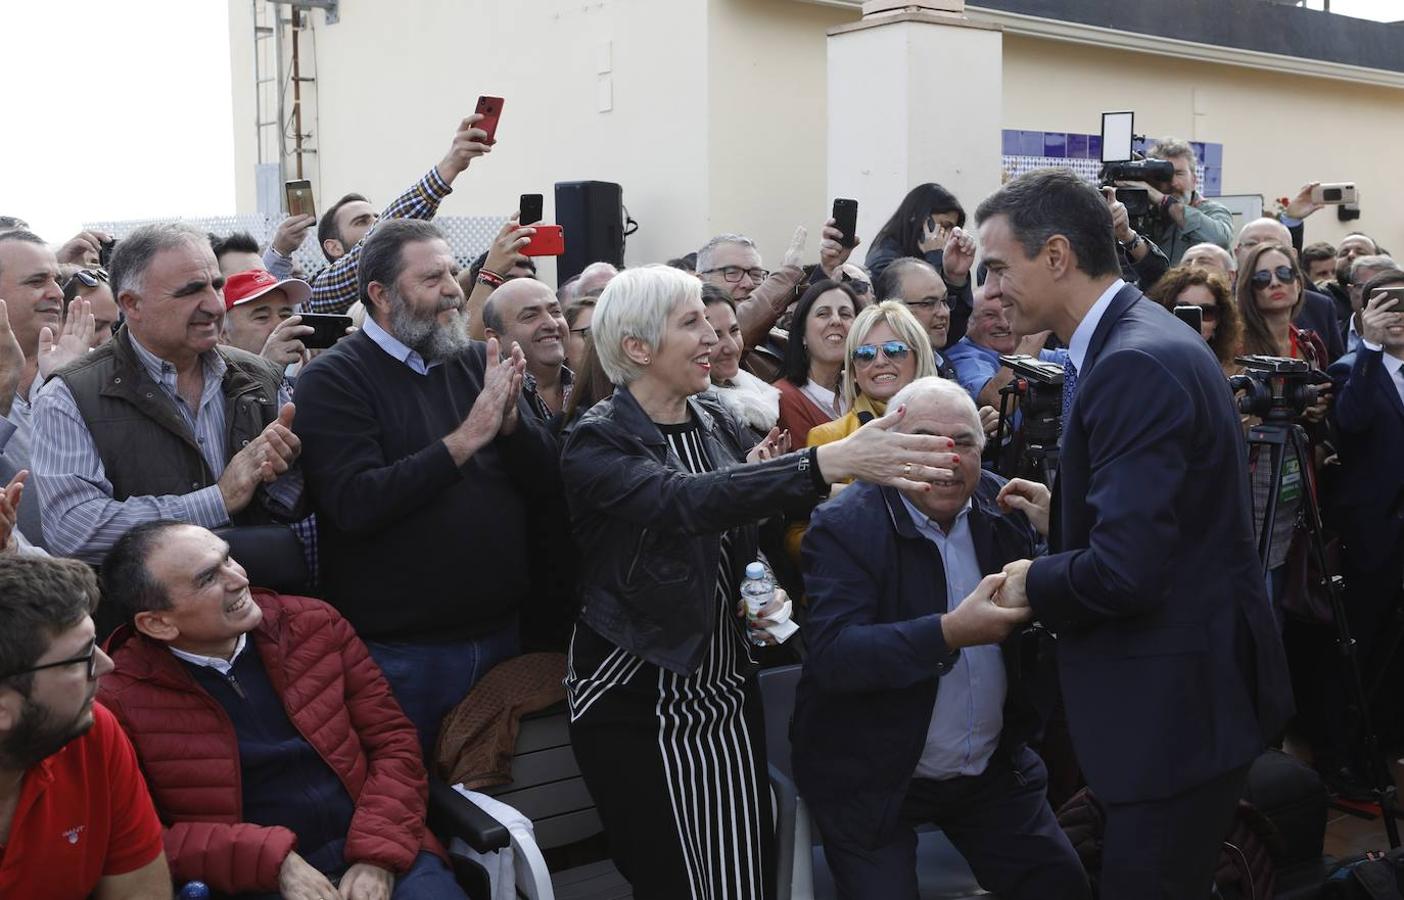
[745, 562, 766, 580]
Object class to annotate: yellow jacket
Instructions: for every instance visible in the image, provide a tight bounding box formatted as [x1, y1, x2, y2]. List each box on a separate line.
[784, 395, 886, 565]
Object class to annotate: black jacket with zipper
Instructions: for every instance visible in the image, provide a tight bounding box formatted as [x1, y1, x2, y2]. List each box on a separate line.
[560, 386, 825, 675]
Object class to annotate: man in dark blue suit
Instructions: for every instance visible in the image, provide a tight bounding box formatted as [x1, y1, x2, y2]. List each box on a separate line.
[975, 170, 1292, 899]
[1326, 274, 1404, 765]
[794, 376, 1087, 900]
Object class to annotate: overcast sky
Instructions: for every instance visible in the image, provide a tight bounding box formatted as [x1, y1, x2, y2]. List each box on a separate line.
[0, 0, 1395, 246]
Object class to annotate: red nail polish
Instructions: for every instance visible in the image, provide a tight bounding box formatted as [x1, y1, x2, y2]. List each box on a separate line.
[952, 455, 960, 464]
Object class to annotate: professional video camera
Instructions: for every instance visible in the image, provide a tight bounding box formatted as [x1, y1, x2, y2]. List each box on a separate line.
[1227, 355, 1331, 422]
[1097, 110, 1174, 232]
[994, 354, 1065, 484]
[1099, 158, 1175, 220]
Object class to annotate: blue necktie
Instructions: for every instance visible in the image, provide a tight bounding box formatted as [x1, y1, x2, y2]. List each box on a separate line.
[1062, 358, 1079, 420]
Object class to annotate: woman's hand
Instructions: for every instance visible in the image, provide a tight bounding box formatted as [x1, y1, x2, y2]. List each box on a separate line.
[815, 404, 960, 491]
[746, 427, 791, 463]
[737, 587, 789, 646]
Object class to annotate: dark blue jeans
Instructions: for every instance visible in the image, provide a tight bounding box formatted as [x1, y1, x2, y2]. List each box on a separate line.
[820, 746, 1088, 900]
[368, 623, 521, 760]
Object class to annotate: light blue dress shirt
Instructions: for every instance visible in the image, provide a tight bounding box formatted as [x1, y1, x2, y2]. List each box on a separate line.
[362, 314, 441, 376]
[899, 495, 1007, 780]
[1066, 278, 1127, 375]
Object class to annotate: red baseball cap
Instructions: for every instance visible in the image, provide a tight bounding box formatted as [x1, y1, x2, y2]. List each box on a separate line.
[223, 268, 312, 311]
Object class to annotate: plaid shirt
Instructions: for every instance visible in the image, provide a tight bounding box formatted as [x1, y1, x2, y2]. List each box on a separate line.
[523, 366, 575, 420]
[304, 166, 454, 314]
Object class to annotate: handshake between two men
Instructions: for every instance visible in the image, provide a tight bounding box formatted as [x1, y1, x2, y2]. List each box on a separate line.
[938, 477, 1049, 652]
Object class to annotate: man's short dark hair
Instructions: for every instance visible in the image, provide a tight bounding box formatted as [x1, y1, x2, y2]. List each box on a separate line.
[101, 521, 187, 625]
[318, 192, 370, 262]
[0, 229, 48, 281]
[211, 231, 261, 264]
[1301, 242, 1336, 271]
[0, 215, 30, 232]
[874, 257, 938, 302]
[0, 557, 101, 693]
[700, 282, 736, 313]
[359, 219, 446, 305]
[974, 169, 1121, 279]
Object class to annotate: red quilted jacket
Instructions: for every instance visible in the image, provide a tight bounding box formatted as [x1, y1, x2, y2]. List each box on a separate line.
[98, 590, 441, 894]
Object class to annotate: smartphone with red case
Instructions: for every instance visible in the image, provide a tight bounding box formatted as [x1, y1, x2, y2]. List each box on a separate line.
[521, 224, 565, 257]
[475, 95, 504, 145]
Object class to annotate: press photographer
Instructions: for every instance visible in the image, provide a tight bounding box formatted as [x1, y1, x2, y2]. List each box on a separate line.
[1114, 138, 1233, 265]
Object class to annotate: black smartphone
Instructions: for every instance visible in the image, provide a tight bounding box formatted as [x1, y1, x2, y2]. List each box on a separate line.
[832, 198, 859, 249]
[519, 193, 544, 225]
[299, 313, 353, 350]
[285, 180, 315, 219]
[1173, 305, 1203, 333]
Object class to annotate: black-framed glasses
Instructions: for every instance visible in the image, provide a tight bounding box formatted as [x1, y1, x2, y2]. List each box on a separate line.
[1, 642, 99, 682]
[569, 326, 591, 337]
[852, 340, 911, 367]
[700, 266, 769, 284]
[1250, 266, 1298, 290]
[903, 296, 949, 312]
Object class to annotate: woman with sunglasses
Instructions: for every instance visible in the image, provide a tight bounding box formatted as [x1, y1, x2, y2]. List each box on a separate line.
[775, 280, 860, 447]
[1235, 242, 1330, 625]
[1146, 264, 1242, 373]
[560, 266, 960, 899]
[786, 301, 936, 561]
[58, 264, 118, 348]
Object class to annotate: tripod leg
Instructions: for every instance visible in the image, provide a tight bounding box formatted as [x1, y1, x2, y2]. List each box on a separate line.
[1291, 427, 1402, 848]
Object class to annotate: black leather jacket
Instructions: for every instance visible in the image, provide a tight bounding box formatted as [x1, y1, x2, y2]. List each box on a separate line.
[560, 387, 825, 674]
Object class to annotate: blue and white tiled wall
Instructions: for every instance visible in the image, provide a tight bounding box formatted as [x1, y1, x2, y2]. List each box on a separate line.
[1001, 129, 1224, 197]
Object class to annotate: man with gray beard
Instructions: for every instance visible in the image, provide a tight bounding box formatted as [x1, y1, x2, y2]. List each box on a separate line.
[292, 220, 562, 756]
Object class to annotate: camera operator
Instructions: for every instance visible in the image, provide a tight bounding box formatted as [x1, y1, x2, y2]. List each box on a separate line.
[1115, 138, 1232, 265]
[1100, 186, 1170, 291]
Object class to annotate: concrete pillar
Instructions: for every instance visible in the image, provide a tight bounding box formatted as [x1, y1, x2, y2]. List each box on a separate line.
[826, 3, 1003, 249]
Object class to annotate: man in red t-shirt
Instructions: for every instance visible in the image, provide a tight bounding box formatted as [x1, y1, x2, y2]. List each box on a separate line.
[0, 556, 169, 899]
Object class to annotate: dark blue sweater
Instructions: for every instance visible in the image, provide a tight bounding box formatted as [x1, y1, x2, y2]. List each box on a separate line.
[293, 332, 562, 640]
[183, 648, 355, 875]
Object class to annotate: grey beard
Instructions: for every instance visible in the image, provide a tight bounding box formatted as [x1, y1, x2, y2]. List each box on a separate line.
[387, 291, 472, 363]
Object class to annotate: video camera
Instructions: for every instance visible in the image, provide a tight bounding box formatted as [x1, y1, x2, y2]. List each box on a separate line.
[1097, 110, 1174, 230]
[994, 354, 1066, 484]
[1227, 355, 1331, 422]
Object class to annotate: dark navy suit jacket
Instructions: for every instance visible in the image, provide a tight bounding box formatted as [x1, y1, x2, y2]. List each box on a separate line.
[1026, 284, 1292, 804]
[1327, 348, 1404, 565]
[792, 473, 1051, 849]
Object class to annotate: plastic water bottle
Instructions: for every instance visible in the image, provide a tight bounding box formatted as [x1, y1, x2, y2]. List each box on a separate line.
[178, 883, 211, 900]
[741, 561, 773, 623]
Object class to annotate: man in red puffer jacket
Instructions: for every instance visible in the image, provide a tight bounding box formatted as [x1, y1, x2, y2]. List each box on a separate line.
[97, 521, 465, 899]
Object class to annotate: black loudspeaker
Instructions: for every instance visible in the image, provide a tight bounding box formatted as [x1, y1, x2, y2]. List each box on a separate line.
[554, 180, 624, 284]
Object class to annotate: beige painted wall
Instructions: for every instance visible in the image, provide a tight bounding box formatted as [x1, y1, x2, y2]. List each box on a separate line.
[230, 0, 713, 277]
[1002, 34, 1404, 253]
[706, 0, 856, 266]
[227, 2, 1404, 279]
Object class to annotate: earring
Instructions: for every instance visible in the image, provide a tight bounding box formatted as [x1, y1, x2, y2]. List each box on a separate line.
[643, 357, 651, 364]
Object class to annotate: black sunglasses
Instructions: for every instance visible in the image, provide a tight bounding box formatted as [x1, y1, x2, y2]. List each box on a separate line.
[2, 641, 99, 682]
[62, 268, 109, 300]
[1250, 266, 1298, 290]
[852, 340, 911, 367]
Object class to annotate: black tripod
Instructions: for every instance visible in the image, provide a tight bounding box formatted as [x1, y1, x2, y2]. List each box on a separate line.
[1250, 418, 1401, 848]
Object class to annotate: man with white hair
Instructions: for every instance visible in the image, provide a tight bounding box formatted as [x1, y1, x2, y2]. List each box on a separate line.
[1182, 242, 1236, 277]
[792, 377, 1088, 899]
